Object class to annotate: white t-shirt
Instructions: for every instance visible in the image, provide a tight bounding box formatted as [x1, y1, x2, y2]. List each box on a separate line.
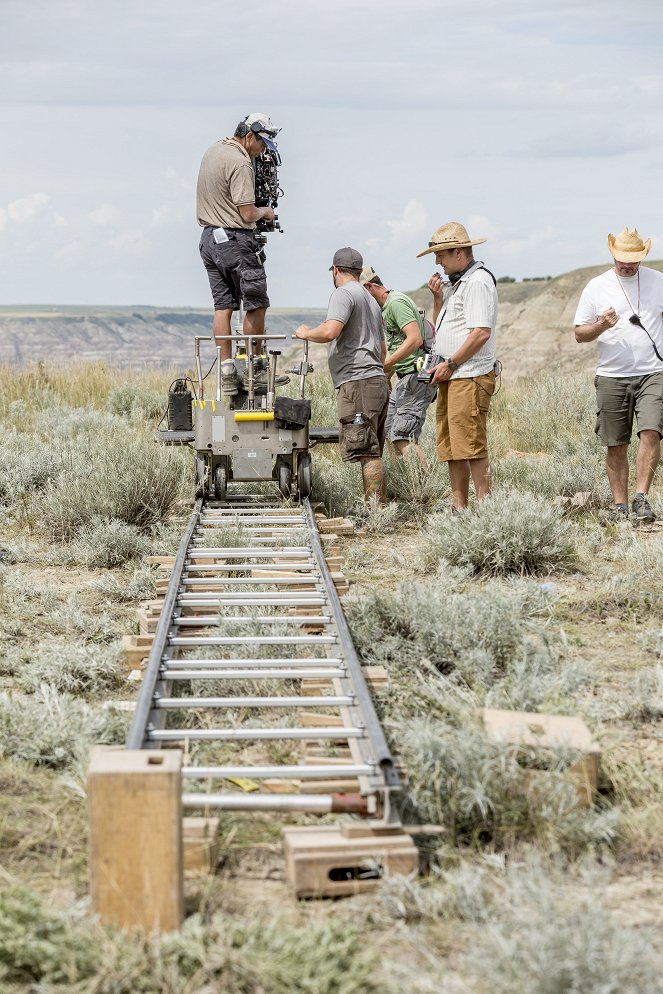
[434, 265, 498, 378]
[574, 266, 663, 377]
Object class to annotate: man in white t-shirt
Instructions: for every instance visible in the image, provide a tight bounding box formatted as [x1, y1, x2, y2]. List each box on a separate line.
[574, 227, 663, 523]
[417, 221, 498, 510]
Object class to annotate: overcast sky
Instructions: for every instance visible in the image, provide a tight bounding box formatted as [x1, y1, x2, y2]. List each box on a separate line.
[2, 0, 662, 308]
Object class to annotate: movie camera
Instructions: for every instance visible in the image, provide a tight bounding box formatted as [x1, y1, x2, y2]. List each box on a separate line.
[254, 147, 284, 236]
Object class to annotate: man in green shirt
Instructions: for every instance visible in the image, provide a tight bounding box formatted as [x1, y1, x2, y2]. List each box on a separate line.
[360, 266, 436, 470]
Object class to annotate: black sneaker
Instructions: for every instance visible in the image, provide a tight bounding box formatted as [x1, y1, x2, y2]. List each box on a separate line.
[631, 493, 656, 523]
[611, 503, 629, 519]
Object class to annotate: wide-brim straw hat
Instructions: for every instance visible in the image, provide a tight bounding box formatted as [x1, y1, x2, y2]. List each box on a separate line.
[608, 227, 651, 263]
[417, 221, 487, 258]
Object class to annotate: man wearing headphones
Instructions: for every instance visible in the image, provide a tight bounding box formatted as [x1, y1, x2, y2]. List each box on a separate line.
[418, 221, 498, 511]
[197, 112, 279, 396]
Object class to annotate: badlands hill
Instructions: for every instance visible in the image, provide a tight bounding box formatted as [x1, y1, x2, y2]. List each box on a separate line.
[1, 261, 662, 379]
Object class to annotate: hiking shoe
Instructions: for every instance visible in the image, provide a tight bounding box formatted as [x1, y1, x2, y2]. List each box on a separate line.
[611, 503, 629, 519]
[631, 493, 656, 523]
[220, 360, 240, 397]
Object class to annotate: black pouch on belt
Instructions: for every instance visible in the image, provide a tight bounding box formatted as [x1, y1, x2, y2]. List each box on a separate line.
[274, 397, 311, 430]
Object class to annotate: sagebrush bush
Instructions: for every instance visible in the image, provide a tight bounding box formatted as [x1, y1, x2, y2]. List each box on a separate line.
[106, 383, 166, 419]
[385, 434, 449, 513]
[462, 861, 662, 994]
[311, 455, 363, 517]
[397, 716, 617, 852]
[346, 574, 539, 678]
[0, 885, 385, 993]
[351, 495, 400, 533]
[422, 489, 576, 575]
[0, 430, 59, 506]
[14, 644, 124, 698]
[494, 448, 611, 505]
[0, 685, 127, 769]
[92, 563, 157, 602]
[73, 518, 152, 567]
[38, 423, 190, 540]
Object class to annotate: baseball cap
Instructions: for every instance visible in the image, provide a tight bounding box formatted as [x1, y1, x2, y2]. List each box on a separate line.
[359, 265, 380, 285]
[329, 247, 363, 271]
[244, 112, 280, 152]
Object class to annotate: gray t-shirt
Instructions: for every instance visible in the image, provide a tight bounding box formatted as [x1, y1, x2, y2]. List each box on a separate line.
[326, 281, 385, 388]
[196, 138, 256, 230]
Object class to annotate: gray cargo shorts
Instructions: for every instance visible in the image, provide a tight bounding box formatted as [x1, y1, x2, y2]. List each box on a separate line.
[594, 371, 663, 446]
[199, 226, 270, 312]
[385, 371, 437, 443]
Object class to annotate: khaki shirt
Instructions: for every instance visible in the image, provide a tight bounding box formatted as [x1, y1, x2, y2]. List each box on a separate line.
[196, 138, 255, 229]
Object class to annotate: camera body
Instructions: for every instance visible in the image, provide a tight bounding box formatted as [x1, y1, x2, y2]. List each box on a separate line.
[416, 353, 445, 383]
[254, 147, 284, 234]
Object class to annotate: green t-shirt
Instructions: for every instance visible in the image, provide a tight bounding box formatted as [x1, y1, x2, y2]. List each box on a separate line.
[382, 290, 426, 375]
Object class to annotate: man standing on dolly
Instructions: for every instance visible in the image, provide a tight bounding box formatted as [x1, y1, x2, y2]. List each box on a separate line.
[196, 112, 279, 396]
[360, 265, 436, 472]
[293, 248, 390, 503]
[417, 221, 498, 511]
[574, 227, 663, 523]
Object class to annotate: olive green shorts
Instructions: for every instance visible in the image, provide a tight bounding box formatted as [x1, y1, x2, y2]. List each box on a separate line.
[594, 372, 663, 446]
[336, 375, 390, 462]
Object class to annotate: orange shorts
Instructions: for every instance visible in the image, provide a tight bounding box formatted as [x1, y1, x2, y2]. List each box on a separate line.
[435, 372, 496, 461]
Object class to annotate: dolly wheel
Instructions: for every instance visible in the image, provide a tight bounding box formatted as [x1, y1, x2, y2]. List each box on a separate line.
[297, 452, 312, 499]
[213, 462, 227, 501]
[278, 460, 292, 498]
[195, 455, 207, 498]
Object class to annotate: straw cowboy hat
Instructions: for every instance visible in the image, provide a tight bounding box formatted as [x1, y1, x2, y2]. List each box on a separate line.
[608, 227, 651, 263]
[417, 221, 487, 258]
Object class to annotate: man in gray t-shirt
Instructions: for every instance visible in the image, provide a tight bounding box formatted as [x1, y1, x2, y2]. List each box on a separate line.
[294, 247, 390, 502]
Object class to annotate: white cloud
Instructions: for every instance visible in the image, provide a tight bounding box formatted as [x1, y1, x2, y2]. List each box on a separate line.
[0, 208, 6, 232]
[151, 204, 173, 226]
[87, 204, 116, 225]
[7, 192, 49, 222]
[52, 211, 69, 227]
[387, 200, 428, 242]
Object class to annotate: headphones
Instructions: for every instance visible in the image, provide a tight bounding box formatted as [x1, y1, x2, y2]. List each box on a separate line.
[237, 117, 273, 140]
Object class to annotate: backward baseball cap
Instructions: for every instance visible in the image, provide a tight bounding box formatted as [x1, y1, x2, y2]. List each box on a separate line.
[329, 247, 363, 271]
[244, 112, 280, 152]
[359, 265, 380, 285]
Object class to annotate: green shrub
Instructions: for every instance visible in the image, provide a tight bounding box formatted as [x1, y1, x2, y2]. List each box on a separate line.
[422, 490, 576, 575]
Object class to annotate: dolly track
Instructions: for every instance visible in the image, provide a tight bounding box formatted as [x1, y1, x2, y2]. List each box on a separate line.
[127, 495, 399, 819]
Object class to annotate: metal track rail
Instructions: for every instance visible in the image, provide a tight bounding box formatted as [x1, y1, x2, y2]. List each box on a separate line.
[126, 495, 399, 819]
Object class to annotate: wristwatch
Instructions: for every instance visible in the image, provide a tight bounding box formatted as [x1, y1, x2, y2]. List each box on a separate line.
[447, 358, 461, 373]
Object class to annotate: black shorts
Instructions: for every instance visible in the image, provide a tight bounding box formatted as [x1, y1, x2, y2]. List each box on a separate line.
[199, 226, 270, 312]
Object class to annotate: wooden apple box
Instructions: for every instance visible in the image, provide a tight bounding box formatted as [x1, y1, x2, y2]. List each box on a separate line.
[282, 823, 418, 898]
[481, 708, 601, 807]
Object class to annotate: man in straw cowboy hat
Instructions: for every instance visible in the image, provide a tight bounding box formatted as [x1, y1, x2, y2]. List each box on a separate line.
[575, 227, 663, 523]
[417, 221, 498, 510]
